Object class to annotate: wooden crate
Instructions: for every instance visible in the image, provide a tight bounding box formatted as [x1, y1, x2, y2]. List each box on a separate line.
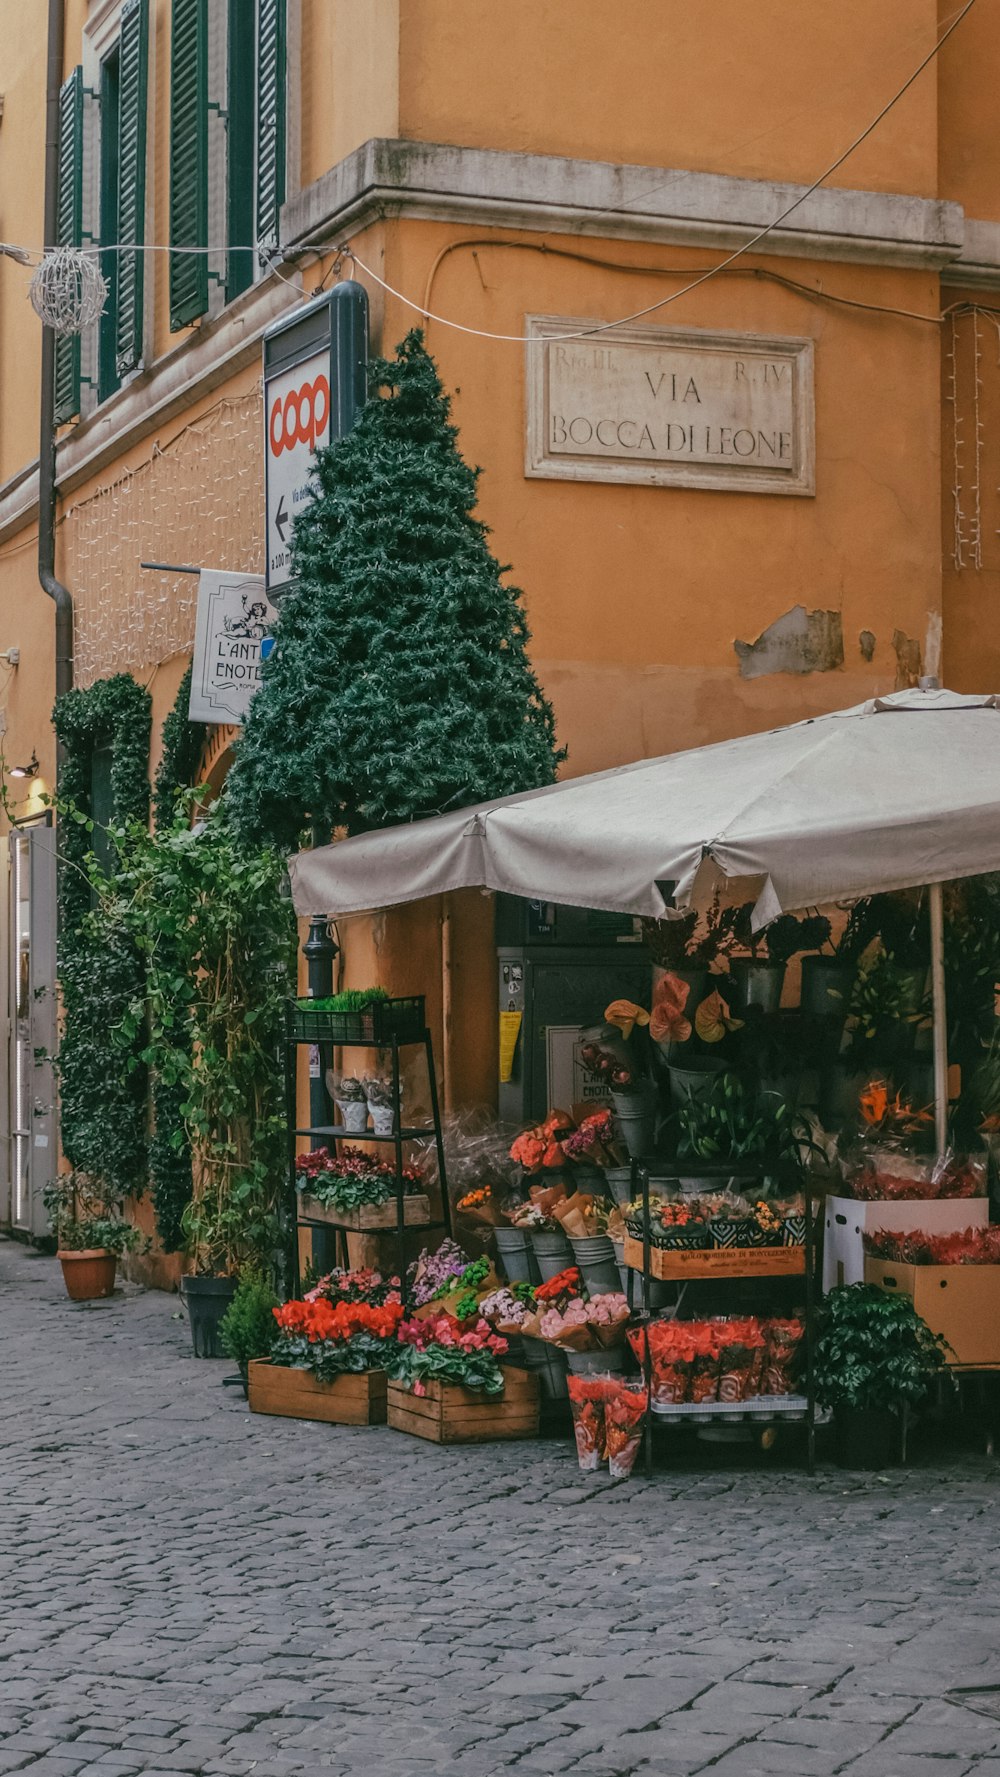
[387, 1367, 540, 1443]
[297, 1192, 430, 1231]
[623, 1236, 806, 1280]
[248, 1359, 387, 1425]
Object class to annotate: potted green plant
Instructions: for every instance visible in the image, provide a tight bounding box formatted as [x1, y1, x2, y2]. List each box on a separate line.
[675, 1071, 801, 1182]
[721, 906, 831, 1015]
[813, 1283, 948, 1468]
[800, 900, 874, 1020]
[219, 1268, 280, 1396]
[327, 1071, 370, 1133]
[364, 1074, 396, 1135]
[43, 1174, 144, 1302]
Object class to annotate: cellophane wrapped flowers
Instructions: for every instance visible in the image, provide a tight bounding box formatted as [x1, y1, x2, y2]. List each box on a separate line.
[628, 1316, 804, 1405]
[567, 1375, 646, 1479]
[271, 1297, 404, 1381]
[848, 1150, 985, 1202]
[389, 1312, 509, 1397]
[864, 1225, 1000, 1265]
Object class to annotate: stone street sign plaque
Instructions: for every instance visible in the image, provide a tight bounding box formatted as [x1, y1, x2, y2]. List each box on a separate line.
[525, 316, 814, 495]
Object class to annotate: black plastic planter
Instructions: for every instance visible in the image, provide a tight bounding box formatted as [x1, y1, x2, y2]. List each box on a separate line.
[835, 1406, 900, 1470]
[180, 1274, 238, 1358]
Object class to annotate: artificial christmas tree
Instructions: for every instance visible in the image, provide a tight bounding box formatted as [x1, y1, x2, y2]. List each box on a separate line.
[226, 331, 563, 851]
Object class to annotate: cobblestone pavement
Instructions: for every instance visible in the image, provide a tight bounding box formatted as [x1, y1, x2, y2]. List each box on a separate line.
[3, 1235, 1000, 1777]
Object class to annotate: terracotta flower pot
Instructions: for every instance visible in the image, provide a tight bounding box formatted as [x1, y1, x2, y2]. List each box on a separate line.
[57, 1248, 117, 1301]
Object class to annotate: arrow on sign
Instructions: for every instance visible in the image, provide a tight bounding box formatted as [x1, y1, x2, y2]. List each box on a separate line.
[275, 495, 289, 543]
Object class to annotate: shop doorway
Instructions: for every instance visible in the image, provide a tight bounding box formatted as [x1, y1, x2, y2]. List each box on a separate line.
[3, 817, 57, 1237]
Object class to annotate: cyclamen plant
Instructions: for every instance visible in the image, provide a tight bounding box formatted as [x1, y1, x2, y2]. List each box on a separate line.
[388, 1312, 509, 1396]
[294, 1146, 423, 1212]
[271, 1297, 405, 1382]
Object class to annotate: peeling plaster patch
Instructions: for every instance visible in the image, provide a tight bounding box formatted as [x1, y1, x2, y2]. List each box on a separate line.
[859, 629, 876, 663]
[734, 605, 844, 679]
[892, 629, 922, 690]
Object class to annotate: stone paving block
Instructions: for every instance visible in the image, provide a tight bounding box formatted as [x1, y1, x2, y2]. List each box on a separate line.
[3, 1237, 1000, 1777]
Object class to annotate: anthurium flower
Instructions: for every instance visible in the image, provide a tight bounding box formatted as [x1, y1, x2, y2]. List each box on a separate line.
[694, 990, 744, 1044]
[859, 1079, 890, 1126]
[649, 972, 692, 1044]
[604, 999, 651, 1041]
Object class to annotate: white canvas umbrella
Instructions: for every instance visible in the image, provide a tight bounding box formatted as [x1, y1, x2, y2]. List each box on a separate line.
[289, 687, 1000, 1146]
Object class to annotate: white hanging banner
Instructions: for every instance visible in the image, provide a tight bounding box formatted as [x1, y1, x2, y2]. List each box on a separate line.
[188, 569, 277, 726]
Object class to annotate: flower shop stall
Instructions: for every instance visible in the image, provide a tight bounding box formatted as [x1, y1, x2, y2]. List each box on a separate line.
[275, 687, 1000, 1473]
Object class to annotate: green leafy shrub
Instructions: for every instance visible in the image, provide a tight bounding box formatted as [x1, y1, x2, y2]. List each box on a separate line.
[220, 1270, 280, 1378]
[813, 1283, 948, 1412]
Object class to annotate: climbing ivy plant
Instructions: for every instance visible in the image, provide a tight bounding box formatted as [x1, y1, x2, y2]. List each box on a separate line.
[103, 794, 296, 1277]
[52, 675, 151, 1197]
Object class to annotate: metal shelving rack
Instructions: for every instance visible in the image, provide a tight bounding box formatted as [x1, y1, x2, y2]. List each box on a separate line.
[284, 995, 451, 1291]
[626, 1155, 819, 1475]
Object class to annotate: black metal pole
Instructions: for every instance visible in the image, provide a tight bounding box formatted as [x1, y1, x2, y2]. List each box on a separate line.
[301, 916, 338, 1274]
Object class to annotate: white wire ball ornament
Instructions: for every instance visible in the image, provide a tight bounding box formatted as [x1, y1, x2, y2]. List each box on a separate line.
[29, 247, 108, 335]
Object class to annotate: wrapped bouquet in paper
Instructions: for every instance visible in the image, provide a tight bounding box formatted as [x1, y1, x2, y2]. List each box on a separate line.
[456, 1186, 502, 1227]
[551, 1192, 597, 1238]
[478, 1285, 535, 1335]
[562, 1110, 627, 1171]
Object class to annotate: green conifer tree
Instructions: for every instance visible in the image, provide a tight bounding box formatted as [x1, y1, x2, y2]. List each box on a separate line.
[226, 330, 563, 850]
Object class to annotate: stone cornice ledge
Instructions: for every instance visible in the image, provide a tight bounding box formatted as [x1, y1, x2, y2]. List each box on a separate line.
[947, 218, 1000, 291]
[285, 138, 963, 272]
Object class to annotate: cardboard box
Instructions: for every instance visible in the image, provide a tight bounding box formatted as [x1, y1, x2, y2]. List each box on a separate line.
[864, 1259, 1000, 1367]
[823, 1194, 987, 1292]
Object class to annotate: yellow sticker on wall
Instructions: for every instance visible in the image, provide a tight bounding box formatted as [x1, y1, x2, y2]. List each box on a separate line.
[499, 1010, 522, 1084]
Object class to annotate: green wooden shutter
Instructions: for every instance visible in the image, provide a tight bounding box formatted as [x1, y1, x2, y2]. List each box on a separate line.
[226, 0, 255, 301]
[169, 0, 208, 329]
[115, 0, 149, 376]
[54, 67, 84, 425]
[255, 0, 286, 256]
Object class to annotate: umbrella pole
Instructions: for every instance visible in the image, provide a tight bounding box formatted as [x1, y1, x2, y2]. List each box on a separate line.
[929, 880, 949, 1154]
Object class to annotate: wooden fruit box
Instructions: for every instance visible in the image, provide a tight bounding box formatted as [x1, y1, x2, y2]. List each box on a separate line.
[248, 1359, 387, 1425]
[387, 1366, 540, 1444]
[297, 1191, 431, 1231]
[623, 1236, 806, 1281]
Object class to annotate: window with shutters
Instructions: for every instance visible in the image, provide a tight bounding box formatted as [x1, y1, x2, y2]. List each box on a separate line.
[81, 0, 150, 411]
[169, 0, 290, 332]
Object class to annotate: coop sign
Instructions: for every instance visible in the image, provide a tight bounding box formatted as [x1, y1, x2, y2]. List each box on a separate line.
[189, 570, 277, 726]
[526, 316, 814, 495]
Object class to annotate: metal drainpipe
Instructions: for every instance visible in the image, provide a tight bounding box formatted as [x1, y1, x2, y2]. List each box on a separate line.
[38, 0, 74, 708]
